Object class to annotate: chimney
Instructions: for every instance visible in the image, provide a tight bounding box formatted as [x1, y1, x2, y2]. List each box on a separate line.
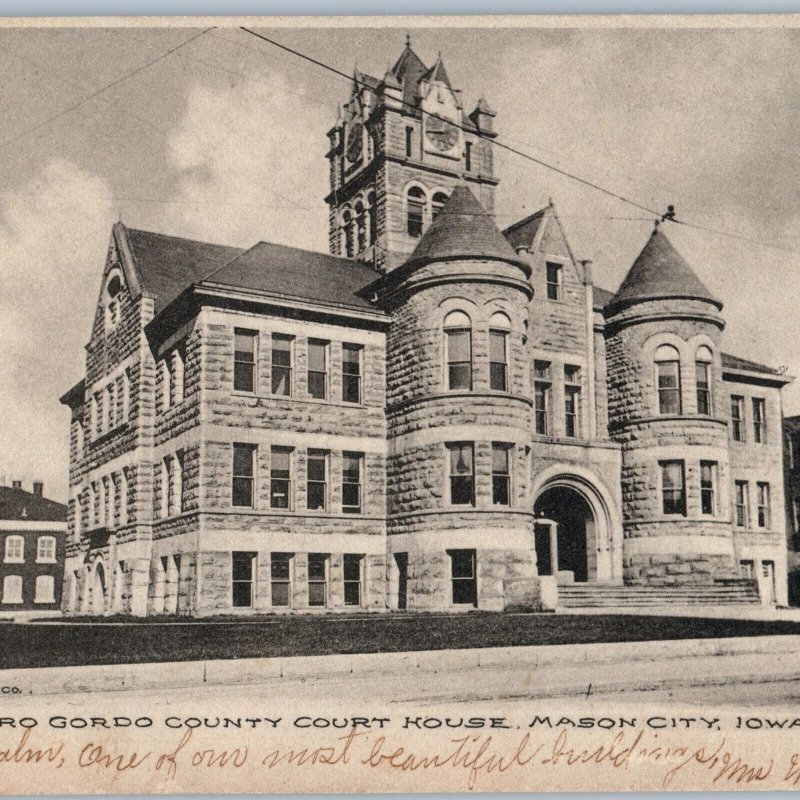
[11, 480, 21, 490]
[33, 482, 43, 497]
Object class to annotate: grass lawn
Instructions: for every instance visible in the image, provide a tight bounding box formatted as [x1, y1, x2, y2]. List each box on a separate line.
[2, 612, 800, 670]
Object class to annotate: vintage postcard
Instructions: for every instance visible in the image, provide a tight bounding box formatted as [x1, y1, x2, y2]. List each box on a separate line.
[2, 12, 800, 793]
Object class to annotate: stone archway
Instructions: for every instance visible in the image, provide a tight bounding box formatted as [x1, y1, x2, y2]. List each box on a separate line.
[90, 559, 107, 616]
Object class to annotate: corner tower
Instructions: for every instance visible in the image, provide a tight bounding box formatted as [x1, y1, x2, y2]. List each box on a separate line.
[326, 40, 499, 272]
[604, 226, 736, 585]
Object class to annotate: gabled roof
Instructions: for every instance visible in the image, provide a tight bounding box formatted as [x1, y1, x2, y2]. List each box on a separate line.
[0, 486, 66, 522]
[198, 241, 381, 312]
[125, 227, 245, 315]
[608, 226, 722, 313]
[502, 207, 548, 251]
[390, 43, 429, 108]
[721, 352, 783, 376]
[405, 186, 530, 275]
[421, 55, 452, 88]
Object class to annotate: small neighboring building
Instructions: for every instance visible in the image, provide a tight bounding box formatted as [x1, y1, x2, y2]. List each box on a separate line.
[784, 416, 800, 603]
[0, 481, 66, 618]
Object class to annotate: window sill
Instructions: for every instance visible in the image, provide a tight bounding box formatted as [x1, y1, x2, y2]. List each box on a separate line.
[229, 391, 368, 410]
[1, 600, 23, 605]
[34, 598, 55, 604]
[3, 558, 24, 565]
[35, 559, 57, 565]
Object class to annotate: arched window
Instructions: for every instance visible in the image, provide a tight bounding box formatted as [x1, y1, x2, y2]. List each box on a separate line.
[105, 274, 122, 328]
[366, 191, 377, 246]
[489, 311, 511, 391]
[355, 200, 366, 252]
[407, 186, 426, 238]
[342, 210, 355, 257]
[655, 344, 681, 415]
[431, 191, 449, 221]
[444, 311, 472, 391]
[695, 345, 713, 415]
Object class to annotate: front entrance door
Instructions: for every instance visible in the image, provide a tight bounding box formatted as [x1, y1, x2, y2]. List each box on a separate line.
[534, 486, 594, 583]
[534, 522, 554, 576]
[91, 561, 106, 615]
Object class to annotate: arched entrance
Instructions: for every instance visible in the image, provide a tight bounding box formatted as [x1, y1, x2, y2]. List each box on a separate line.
[534, 486, 594, 582]
[91, 560, 106, 616]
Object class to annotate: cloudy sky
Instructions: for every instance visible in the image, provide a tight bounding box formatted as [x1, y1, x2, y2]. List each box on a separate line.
[1, 19, 800, 501]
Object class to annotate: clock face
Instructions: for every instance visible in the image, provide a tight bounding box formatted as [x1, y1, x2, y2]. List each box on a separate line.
[346, 123, 363, 162]
[425, 116, 459, 152]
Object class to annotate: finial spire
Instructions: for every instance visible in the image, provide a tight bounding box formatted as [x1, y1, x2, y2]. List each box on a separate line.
[405, 32, 411, 47]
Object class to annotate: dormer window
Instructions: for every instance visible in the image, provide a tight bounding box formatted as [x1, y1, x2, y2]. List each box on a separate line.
[105, 274, 122, 328]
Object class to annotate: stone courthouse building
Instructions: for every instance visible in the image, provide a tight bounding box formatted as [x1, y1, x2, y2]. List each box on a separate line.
[61, 42, 792, 615]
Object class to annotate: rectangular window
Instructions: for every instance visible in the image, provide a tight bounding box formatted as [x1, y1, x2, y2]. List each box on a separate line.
[700, 461, 717, 516]
[492, 443, 511, 506]
[489, 330, 508, 391]
[465, 141, 472, 172]
[731, 396, 744, 441]
[657, 360, 681, 415]
[446, 328, 472, 390]
[269, 447, 292, 510]
[753, 398, 766, 444]
[449, 549, 477, 607]
[308, 553, 328, 607]
[161, 457, 171, 518]
[4, 536, 23, 563]
[2, 575, 22, 604]
[740, 559, 755, 579]
[405, 126, 413, 158]
[757, 482, 771, 528]
[36, 536, 56, 563]
[271, 334, 293, 396]
[232, 443, 256, 508]
[448, 443, 475, 506]
[546, 262, 562, 300]
[307, 340, 328, 400]
[696, 361, 712, 415]
[271, 552, 292, 607]
[735, 480, 749, 528]
[34, 575, 55, 604]
[306, 449, 328, 511]
[172, 348, 185, 405]
[660, 461, 686, 516]
[231, 551, 255, 608]
[342, 452, 363, 514]
[233, 329, 257, 393]
[343, 554, 363, 606]
[342, 343, 363, 404]
[564, 365, 582, 438]
[534, 361, 551, 435]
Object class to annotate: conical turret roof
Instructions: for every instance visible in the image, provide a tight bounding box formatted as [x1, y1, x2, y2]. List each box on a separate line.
[405, 186, 530, 274]
[608, 226, 721, 312]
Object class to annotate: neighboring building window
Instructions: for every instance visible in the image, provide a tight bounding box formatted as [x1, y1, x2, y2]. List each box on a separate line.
[546, 262, 562, 300]
[448, 443, 475, 506]
[342, 452, 362, 514]
[534, 360, 551, 435]
[269, 447, 292, 509]
[270, 553, 292, 607]
[731, 396, 745, 441]
[34, 575, 54, 604]
[4, 536, 23, 564]
[36, 536, 56, 563]
[489, 312, 511, 391]
[491, 443, 511, 506]
[306, 449, 328, 511]
[308, 553, 328, 607]
[695, 346, 713, 415]
[233, 329, 257, 393]
[271, 334, 293, 396]
[307, 340, 328, 400]
[465, 141, 472, 172]
[655, 344, 682, 415]
[753, 398, 766, 444]
[660, 461, 686, 516]
[564, 365, 582, 438]
[2, 575, 22, 604]
[231, 551, 255, 608]
[343, 554, 363, 606]
[449, 549, 477, 607]
[232, 443, 256, 508]
[735, 480, 749, 528]
[757, 482, 771, 528]
[444, 311, 472, 390]
[407, 186, 426, 238]
[700, 461, 717, 516]
[431, 191, 448, 221]
[405, 126, 413, 158]
[342, 343, 363, 404]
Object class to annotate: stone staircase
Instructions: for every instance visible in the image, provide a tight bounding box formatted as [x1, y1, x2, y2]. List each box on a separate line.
[557, 578, 760, 609]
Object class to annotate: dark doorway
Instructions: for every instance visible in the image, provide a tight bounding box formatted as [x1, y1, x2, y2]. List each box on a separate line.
[534, 523, 553, 575]
[395, 552, 408, 610]
[534, 486, 594, 583]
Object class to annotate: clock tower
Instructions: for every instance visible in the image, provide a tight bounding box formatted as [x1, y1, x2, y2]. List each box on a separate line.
[325, 40, 499, 272]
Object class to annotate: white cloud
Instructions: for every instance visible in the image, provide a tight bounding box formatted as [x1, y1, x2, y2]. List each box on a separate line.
[0, 160, 115, 500]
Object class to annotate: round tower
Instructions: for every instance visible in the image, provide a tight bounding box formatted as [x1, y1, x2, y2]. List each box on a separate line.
[604, 226, 736, 586]
[375, 186, 538, 611]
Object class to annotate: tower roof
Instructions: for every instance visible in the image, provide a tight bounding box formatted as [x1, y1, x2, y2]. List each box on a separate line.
[608, 226, 722, 312]
[390, 42, 428, 107]
[405, 186, 530, 274]
[421, 54, 452, 88]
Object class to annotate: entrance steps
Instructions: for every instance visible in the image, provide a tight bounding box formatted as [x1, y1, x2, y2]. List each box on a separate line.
[557, 579, 760, 609]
